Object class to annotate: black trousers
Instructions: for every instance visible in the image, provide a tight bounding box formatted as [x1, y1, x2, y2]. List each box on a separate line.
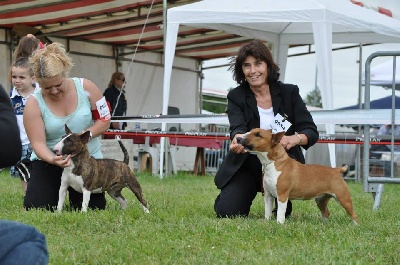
[214, 154, 292, 218]
[24, 160, 106, 211]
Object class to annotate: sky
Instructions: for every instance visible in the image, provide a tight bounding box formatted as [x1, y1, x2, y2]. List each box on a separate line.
[202, 43, 400, 109]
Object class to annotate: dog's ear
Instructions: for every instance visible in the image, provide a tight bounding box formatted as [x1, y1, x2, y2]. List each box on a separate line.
[272, 131, 285, 144]
[65, 124, 72, 134]
[81, 131, 91, 144]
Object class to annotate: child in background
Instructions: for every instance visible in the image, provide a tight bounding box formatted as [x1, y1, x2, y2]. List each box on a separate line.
[7, 35, 42, 81]
[13, 34, 43, 59]
[10, 57, 40, 193]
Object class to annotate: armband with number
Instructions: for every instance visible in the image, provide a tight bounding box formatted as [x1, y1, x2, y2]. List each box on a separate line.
[92, 97, 111, 121]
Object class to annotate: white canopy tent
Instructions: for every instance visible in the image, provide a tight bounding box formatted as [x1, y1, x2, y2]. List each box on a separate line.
[161, 0, 400, 177]
[362, 57, 400, 90]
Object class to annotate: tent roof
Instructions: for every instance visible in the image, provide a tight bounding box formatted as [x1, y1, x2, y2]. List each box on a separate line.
[0, 0, 255, 60]
[167, 0, 400, 45]
[2, 0, 400, 61]
[362, 57, 400, 90]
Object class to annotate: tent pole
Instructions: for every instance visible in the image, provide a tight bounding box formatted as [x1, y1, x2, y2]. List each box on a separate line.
[355, 43, 363, 181]
[160, 0, 168, 178]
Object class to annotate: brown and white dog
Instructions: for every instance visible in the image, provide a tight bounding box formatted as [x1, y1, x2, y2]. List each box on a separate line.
[237, 128, 358, 224]
[53, 124, 149, 213]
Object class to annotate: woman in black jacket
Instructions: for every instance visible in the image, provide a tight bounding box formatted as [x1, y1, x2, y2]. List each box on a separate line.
[214, 40, 319, 218]
[0, 84, 22, 168]
[103, 72, 127, 130]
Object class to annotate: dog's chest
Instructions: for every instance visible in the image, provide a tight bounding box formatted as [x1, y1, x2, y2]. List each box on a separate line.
[62, 165, 103, 193]
[263, 163, 281, 197]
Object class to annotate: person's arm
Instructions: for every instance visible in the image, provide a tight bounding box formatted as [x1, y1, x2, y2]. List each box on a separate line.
[0, 85, 22, 167]
[83, 79, 111, 136]
[23, 96, 71, 166]
[103, 86, 120, 129]
[226, 89, 248, 154]
[281, 84, 318, 150]
[226, 89, 248, 140]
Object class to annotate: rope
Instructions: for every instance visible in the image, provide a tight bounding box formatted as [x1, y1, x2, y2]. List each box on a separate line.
[112, 0, 156, 116]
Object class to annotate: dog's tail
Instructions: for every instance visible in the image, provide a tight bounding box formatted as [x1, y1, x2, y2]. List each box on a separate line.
[117, 138, 129, 165]
[340, 164, 349, 175]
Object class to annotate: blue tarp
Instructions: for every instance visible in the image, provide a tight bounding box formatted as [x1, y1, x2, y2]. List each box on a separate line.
[339, 95, 400, 110]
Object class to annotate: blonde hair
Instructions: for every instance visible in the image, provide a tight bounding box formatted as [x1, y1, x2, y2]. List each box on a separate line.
[29, 42, 73, 82]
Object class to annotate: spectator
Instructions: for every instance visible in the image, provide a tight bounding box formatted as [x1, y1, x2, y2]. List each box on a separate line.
[0, 84, 22, 168]
[9, 57, 40, 193]
[0, 84, 48, 265]
[377, 124, 400, 137]
[370, 124, 400, 177]
[103, 72, 127, 130]
[0, 220, 49, 265]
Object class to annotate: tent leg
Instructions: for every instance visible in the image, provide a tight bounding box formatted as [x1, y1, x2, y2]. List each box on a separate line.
[372, 184, 384, 210]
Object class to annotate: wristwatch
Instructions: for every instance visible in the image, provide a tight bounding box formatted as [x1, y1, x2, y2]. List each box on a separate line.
[88, 130, 93, 140]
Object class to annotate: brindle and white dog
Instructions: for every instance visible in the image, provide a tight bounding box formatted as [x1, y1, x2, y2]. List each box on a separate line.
[238, 128, 358, 224]
[53, 124, 149, 213]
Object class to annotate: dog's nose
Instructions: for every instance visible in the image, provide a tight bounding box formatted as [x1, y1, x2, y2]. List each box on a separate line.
[237, 137, 242, 144]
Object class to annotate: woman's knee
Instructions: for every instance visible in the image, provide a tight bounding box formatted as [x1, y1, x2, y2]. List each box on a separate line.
[214, 193, 251, 218]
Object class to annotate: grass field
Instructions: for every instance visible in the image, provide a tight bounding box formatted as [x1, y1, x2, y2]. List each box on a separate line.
[1, 168, 399, 265]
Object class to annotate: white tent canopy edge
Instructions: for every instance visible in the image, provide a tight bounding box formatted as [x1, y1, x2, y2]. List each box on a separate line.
[161, 0, 400, 177]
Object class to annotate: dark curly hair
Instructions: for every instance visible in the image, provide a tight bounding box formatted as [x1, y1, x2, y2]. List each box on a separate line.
[229, 39, 280, 85]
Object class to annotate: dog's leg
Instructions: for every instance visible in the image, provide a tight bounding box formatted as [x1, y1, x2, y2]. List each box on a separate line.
[334, 188, 359, 225]
[264, 193, 274, 220]
[57, 182, 68, 213]
[126, 175, 150, 213]
[315, 195, 331, 221]
[276, 197, 288, 224]
[81, 188, 91, 212]
[107, 189, 128, 210]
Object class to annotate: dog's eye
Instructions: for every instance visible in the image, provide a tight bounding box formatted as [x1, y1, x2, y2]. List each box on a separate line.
[255, 132, 261, 137]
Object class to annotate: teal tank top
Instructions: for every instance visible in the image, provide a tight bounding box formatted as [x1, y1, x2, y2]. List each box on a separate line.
[31, 77, 103, 160]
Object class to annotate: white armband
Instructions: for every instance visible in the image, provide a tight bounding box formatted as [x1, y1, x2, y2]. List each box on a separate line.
[96, 96, 111, 121]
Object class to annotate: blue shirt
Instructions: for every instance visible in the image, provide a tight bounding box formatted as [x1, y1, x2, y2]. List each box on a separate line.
[30, 77, 103, 160]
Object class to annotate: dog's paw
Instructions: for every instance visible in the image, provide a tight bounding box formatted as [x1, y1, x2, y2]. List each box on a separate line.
[276, 218, 286, 224]
[265, 213, 273, 220]
[142, 205, 150, 213]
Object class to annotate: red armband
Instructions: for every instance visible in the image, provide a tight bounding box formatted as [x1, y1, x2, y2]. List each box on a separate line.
[92, 100, 112, 120]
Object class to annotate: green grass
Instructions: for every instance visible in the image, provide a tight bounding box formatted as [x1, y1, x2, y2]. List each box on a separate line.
[1, 168, 400, 265]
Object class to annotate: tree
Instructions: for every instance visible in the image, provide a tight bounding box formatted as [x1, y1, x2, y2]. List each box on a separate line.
[304, 87, 322, 108]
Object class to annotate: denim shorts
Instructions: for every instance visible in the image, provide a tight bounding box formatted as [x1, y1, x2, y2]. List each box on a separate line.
[10, 144, 32, 178]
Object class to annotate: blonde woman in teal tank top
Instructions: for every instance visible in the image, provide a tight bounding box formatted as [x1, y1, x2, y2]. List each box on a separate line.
[23, 42, 111, 211]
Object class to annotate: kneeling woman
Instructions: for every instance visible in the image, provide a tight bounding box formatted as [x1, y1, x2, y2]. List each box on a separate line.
[23, 42, 111, 211]
[214, 40, 319, 218]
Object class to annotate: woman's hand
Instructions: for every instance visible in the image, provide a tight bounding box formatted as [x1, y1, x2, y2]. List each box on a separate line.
[280, 134, 303, 150]
[230, 133, 247, 154]
[52, 155, 71, 168]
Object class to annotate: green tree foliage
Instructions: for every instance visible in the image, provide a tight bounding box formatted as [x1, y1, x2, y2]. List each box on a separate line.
[202, 95, 227, 114]
[304, 88, 322, 108]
